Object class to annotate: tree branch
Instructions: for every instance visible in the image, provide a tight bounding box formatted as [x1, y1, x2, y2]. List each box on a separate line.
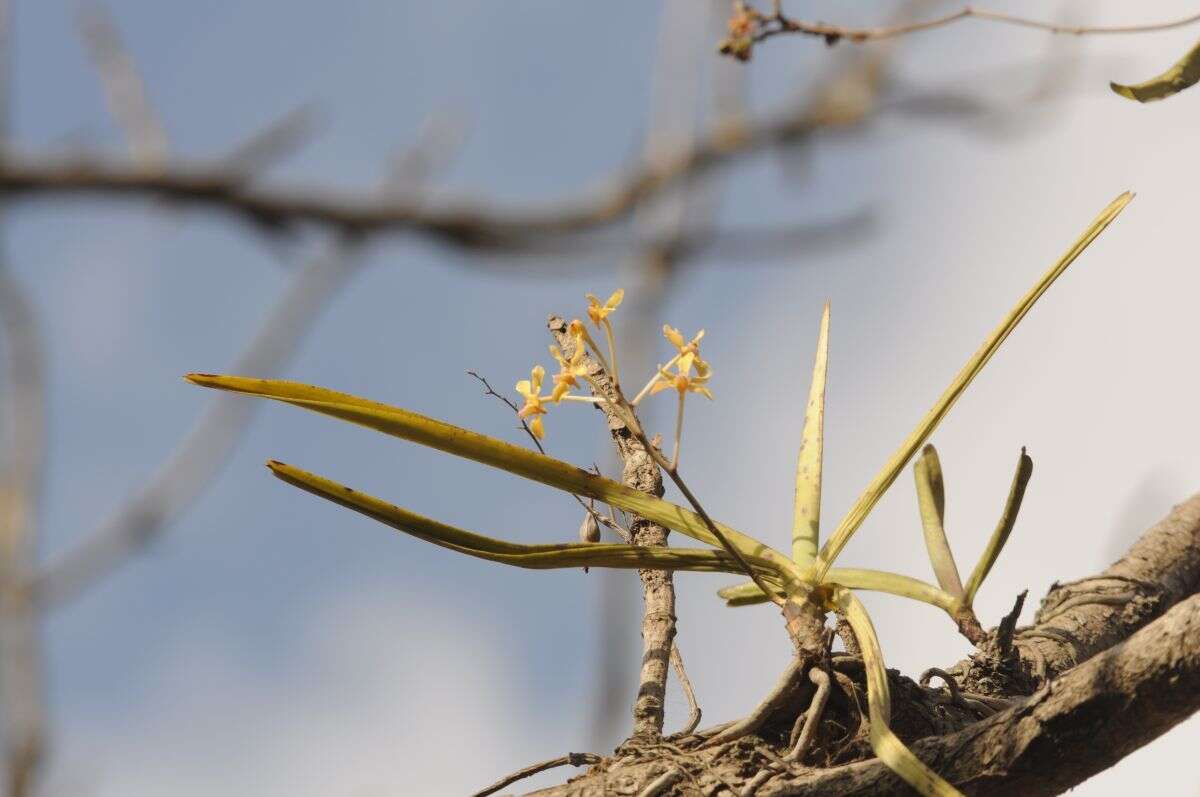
[761, 591, 1200, 795]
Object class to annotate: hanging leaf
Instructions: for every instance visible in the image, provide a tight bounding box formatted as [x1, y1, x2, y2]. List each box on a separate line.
[268, 460, 770, 575]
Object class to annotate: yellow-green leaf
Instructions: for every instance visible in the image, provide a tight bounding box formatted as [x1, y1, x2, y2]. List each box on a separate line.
[962, 449, 1034, 607]
[1111, 38, 1200, 103]
[914, 445, 964, 597]
[268, 460, 768, 574]
[809, 192, 1132, 583]
[185, 373, 801, 585]
[719, 568, 957, 612]
[793, 302, 830, 567]
[831, 586, 962, 797]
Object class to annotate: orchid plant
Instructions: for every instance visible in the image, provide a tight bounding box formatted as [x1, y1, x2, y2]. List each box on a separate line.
[187, 192, 1131, 796]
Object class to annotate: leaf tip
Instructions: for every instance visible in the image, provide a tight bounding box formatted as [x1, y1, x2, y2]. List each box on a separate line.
[1109, 81, 1142, 102]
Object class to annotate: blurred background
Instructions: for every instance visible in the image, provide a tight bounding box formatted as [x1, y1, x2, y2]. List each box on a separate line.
[0, 0, 1197, 794]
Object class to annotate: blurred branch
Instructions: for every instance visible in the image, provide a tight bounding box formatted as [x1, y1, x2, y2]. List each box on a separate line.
[0, 77, 862, 248]
[721, 3, 1200, 59]
[0, 268, 47, 797]
[75, 1, 168, 164]
[31, 241, 361, 609]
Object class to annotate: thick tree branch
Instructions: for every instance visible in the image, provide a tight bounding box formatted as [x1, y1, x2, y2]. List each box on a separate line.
[762, 592, 1200, 795]
[530, 492, 1200, 795]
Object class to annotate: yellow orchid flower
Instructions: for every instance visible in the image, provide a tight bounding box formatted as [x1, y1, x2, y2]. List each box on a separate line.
[549, 343, 589, 403]
[663, 325, 706, 365]
[515, 365, 549, 438]
[585, 289, 624, 326]
[650, 354, 714, 400]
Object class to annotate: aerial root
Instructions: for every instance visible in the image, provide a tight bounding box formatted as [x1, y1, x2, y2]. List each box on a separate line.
[738, 668, 832, 796]
[700, 657, 808, 748]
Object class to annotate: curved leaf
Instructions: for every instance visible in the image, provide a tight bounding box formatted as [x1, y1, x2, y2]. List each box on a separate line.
[831, 586, 962, 797]
[268, 460, 771, 574]
[1111, 38, 1200, 103]
[914, 445, 964, 597]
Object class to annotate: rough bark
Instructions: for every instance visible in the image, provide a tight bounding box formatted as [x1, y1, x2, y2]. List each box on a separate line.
[523, 492, 1200, 795]
[549, 315, 676, 740]
[763, 593, 1200, 796]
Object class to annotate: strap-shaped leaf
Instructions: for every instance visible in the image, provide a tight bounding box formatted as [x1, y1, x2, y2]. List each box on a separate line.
[914, 445, 964, 597]
[1111, 38, 1200, 103]
[186, 373, 801, 586]
[269, 460, 772, 574]
[962, 449, 1034, 607]
[810, 192, 1132, 583]
[792, 302, 830, 567]
[830, 586, 962, 797]
[719, 568, 956, 612]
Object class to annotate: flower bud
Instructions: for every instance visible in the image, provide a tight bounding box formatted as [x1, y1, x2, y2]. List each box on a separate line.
[579, 512, 601, 544]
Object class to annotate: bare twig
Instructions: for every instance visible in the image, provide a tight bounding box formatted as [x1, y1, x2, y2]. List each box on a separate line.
[471, 751, 600, 797]
[220, 104, 322, 177]
[0, 57, 867, 247]
[669, 643, 702, 736]
[75, 2, 168, 164]
[731, 3, 1200, 53]
[465, 370, 627, 543]
[549, 318, 676, 740]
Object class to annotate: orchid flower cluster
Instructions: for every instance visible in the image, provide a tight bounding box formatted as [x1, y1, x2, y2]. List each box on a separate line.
[513, 288, 712, 469]
[185, 192, 1132, 797]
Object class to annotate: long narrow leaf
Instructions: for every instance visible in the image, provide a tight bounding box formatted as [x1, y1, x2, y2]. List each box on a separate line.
[792, 302, 830, 567]
[1111, 38, 1200, 103]
[720, 568, 957, 612]
[831, 587, 962, 797]
[914, 445, 963, 596]
[962, 449, 1034, 606]
[186, 374, 800, 584]
[268, 460, 766, 574]
[810, 192, 1132, 582]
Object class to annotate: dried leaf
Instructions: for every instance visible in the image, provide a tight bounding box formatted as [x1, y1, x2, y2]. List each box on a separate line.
[1111, 38, 1200, 103]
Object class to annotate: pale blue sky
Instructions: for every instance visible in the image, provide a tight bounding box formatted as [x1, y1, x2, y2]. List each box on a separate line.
[4, 1, 1197, 794]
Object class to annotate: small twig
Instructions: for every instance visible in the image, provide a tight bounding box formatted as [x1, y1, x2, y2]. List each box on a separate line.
[471, 751, 600, 797]
[465, 370, 627, 542]
[742, 4, 1200, 48]
[996, 589, 1028, 658]
[670, 643, 703, 736]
